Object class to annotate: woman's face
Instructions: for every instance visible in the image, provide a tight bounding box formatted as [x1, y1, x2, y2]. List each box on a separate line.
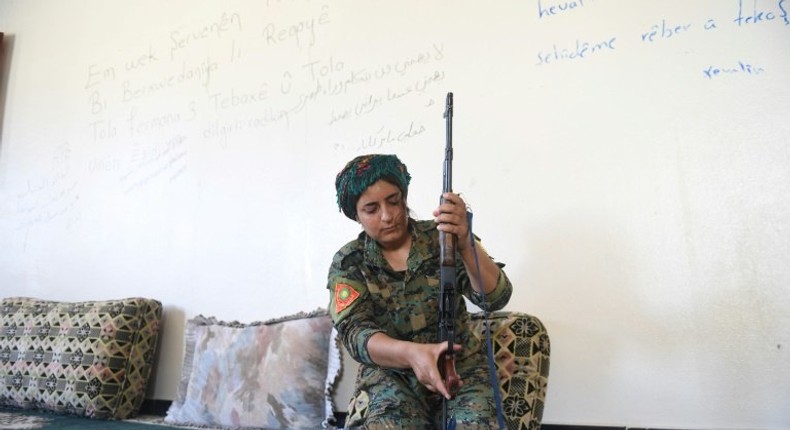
[355, 179, 409, 249]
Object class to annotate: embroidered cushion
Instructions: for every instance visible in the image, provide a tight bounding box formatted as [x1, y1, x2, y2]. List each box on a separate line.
[470, 311, 551, 430]
[164, 309, 340, 430]
[343, 311, 550, 429]
[0, 297, 162, 419]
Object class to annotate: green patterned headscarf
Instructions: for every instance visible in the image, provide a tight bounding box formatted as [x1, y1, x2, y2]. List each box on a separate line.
[335, 154, 411, 220]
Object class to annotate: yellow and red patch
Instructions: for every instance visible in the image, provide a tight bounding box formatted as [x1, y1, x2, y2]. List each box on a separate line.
[334, 283, 360, 314]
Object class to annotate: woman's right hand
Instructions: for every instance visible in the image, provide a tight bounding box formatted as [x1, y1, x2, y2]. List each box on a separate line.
[407, 341, 463, 400]
[367, 333, 463, 400]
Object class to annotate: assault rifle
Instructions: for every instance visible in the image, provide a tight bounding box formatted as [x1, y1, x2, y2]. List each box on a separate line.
[439, 92, 460, 430]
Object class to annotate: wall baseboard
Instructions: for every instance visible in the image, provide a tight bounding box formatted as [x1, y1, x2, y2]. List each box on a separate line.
[543, 426, 623, 430]
[140, 399, 682, 430]
[543, 426, 684, 430]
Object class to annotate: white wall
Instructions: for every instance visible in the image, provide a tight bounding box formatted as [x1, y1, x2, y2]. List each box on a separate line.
[1, 1, 789, 428]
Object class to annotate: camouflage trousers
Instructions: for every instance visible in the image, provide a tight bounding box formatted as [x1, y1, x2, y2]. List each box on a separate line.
[344, 360, 499, 429]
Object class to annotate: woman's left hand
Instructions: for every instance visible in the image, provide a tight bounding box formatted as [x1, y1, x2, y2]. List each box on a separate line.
[433, 192, 469, 250]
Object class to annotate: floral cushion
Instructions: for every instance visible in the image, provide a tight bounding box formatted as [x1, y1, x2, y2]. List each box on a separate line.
[0, 297, 162, 419]
[469, 311, 551, 430]
[343, 311, 550, 430]
[164, 309, 340, 430]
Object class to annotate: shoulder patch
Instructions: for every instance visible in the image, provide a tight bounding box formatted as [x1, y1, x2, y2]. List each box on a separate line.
[334, 283, 360, 314]
[328, 275, 368, 322]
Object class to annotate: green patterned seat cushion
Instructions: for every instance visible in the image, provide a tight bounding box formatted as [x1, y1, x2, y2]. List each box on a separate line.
[343, 311, 550, 429]
[0, 297, 162, 419]
[469, 311, 550, 430]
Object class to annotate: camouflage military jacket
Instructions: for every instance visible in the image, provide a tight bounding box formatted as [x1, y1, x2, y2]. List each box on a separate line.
[327, 218, 512, 366]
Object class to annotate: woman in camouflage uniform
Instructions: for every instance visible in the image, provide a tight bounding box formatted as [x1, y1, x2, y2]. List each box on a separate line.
[328, 154, 513, 429]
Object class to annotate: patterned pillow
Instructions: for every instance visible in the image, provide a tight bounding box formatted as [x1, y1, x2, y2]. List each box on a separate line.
[164, 309, 340, 430]
[341, 311, 550, 429]
[0, 297, 162, 419]
[469, 311, 551, 430]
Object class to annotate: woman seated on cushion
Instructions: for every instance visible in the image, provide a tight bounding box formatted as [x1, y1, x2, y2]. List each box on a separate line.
[327, 153, 512, 429]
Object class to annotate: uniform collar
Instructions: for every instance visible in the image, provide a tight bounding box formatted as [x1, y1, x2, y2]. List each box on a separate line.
[360, 218, 438, 274]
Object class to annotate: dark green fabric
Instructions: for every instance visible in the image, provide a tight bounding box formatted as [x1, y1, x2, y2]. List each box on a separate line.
[0, 409, 185, 429]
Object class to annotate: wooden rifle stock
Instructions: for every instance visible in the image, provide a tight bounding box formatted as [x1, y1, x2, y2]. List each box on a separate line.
[439, 92, 460, 403]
